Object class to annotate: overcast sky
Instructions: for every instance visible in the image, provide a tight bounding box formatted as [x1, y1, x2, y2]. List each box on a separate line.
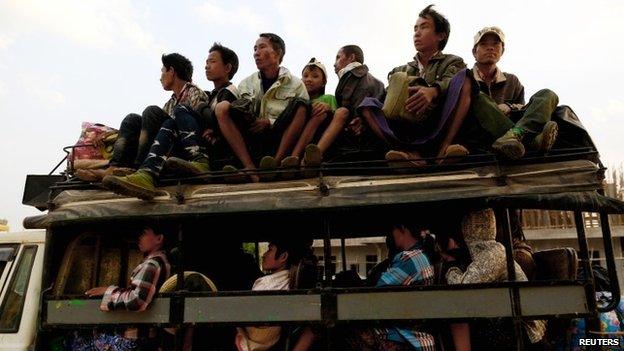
[1, 0, 623, 231]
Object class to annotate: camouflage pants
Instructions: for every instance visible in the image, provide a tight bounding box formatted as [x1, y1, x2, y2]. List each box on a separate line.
[141, 105, 208, 176]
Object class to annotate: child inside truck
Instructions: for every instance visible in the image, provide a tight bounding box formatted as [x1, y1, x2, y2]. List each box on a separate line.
[235, 237, 316, 351]
[70, 225, 171, 351]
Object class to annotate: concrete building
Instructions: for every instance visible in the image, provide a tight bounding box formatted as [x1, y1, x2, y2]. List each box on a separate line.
[0, 219, 8, 232]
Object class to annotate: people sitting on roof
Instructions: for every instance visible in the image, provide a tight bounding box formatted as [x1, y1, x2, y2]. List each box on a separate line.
[213, 33, 309, 183]
[192, 43, 242, 165]
[444, 27, 559, 160]
[75, 53, 208, 183]
[442, 209, 546, 350]
[302, 45, 386, 169]
[354, 5, 467, 168]
[346, 223, 436, 351]
[275, 57, 338, 178]
[101, 46, 241, 200]
[235, 238, 316, 351]
[71, 225, 171, 350]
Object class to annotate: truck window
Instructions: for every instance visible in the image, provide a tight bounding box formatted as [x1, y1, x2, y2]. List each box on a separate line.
[0, 246, 37, 332]
[0, 245, 18, 293]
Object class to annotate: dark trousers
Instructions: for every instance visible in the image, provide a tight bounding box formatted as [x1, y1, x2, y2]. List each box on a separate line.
[141, 105, 208, 176]
[110, 106, 170, 168]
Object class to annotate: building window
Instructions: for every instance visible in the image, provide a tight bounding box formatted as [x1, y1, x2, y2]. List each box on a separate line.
[366, 255, 378, 275]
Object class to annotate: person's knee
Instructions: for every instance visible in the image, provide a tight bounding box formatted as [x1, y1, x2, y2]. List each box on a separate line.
[142, 105, 163, 117]
[120, 113, 141, 129]
[335, 107, 350, 123]
[161, 118, 176, 129]
[295, 104, 307, 116]
[536, 88, 559, 105]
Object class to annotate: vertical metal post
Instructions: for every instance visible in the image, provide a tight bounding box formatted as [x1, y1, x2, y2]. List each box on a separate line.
[496, 207, 523, 351]
[340, 238, 347, 272]
[598, 211, 621, 312]
[574, 211, 600, 339]
[174, 223, 185, 351]
[323, 218, 332, 285]
[176, 223, 184, 290]
[255, 241, 260, 266]
[321, 216, 334, 351]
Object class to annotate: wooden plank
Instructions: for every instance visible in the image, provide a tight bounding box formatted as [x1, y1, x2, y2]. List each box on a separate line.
[46, 298, 170, 325]
[337, 288, 513, 320]
[184, 295, 322, 323]
[519, 286, 589, 316]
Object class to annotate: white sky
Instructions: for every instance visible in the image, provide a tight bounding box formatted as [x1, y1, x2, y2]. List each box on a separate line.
[1, 0, 623, 230]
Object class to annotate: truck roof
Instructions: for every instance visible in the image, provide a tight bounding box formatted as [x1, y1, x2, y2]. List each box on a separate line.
[22, 158, 624, 230]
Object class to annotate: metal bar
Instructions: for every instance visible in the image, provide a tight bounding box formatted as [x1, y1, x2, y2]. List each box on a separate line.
[49, 155, 68, 176]
[174, 224, 185, 351]
[176, 224, 184, 291]
[574, 211, 600, 340]
[46, 298, 171, 324]
[322, 217, 333, 351]
[340, 237, 347, 272]
[598, 211, 621, 312]
[323, 218, 332, 285]
[338, 288, 512, 320]
[519, 286, 589, 316]
[184, 295, 322, 322]
[496, 207, 523, 351]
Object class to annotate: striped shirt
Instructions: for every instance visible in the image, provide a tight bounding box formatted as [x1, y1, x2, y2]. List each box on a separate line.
[100, 251, 170, 311]
[376, 244, 435, 351]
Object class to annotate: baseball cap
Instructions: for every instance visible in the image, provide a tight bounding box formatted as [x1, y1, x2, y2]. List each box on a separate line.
[302, 57, 328, 81]
[473, 26, 505, 47]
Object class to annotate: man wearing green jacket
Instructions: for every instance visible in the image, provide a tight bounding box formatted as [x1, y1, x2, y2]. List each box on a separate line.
[356, 5, 467, 166]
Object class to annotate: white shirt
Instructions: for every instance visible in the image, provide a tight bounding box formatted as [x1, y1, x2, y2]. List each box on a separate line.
[252, 269, 290, 291]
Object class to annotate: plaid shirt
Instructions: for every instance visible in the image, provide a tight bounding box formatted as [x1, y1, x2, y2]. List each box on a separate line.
[100, 251, 170, 311]
[162, 82, 209, 116]
[376, 244, 435, 351]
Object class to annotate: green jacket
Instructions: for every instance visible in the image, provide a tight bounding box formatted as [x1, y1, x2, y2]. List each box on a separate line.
[388, 52, 465, 99]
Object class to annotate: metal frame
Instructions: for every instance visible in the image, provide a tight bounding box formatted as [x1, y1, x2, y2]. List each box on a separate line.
[43, 283, 591, 326]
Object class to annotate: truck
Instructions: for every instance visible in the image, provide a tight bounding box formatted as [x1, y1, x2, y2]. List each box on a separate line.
[9, 114, 624, 350]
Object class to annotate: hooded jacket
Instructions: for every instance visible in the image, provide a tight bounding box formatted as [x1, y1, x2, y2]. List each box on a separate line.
[446, 209, 546, 343]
